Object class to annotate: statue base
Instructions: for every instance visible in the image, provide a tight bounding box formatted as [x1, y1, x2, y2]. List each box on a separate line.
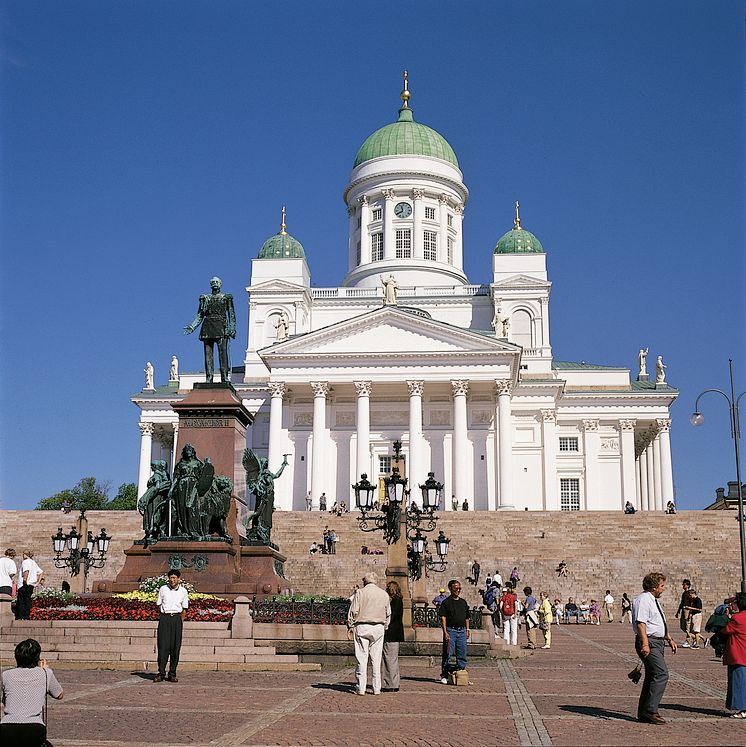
[637, 374, 650, 382]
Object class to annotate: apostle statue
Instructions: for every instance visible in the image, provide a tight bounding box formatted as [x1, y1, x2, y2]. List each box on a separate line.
[138, 460, 171, 543]
[492, 307, 510, 338]
[144, 361, 154, 390]
[381, 274, 398, 305]
[637, 347, 649, 379]
[184, 276, 236, 384]
[169, 355, 179, 382]
[242, 450, 289, 545]
[275, 312, 290, 342]
[655, 355, 667, 384]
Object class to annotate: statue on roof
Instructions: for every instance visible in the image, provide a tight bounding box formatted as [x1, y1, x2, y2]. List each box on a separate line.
[183, 276, 236, 384]
[144, 361, 154, 390]
[169, 355, 179, 383]
[655, 355, 667, 384]
[637, 347, 649, 380]
[381, 274, 398, 305]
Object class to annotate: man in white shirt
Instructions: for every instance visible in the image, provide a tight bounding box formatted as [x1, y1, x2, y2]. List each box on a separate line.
[155, 569, 189, 683]
[603, 590, 615, 622]
[0, 548, 17, 596]
[632, 572, 677, 725]
[17, 550, 43, 620]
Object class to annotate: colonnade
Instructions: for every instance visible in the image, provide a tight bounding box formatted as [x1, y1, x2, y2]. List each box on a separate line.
[634, 418, 674, 511]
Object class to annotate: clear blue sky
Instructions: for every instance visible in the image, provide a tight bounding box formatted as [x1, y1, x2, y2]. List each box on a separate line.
[1, 1, 744, 510]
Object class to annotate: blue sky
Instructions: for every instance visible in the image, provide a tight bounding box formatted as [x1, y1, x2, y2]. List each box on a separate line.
[1, 1, 744, 510]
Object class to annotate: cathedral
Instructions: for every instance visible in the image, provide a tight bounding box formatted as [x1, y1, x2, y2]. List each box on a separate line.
[133, 75, 677, 514]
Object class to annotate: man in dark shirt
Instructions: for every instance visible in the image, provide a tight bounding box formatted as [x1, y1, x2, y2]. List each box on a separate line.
[439, 579, 470, 683]
[565, 597, 580, 623]
[675, 579, 694, 647]
[684, 589, 704, 648]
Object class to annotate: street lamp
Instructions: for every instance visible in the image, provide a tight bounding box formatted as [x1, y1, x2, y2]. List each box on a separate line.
[52, 512, 111, 579]
[690, 358, 745, 593]
[352, 473, 376, 511]
[420, 472, 444, 511]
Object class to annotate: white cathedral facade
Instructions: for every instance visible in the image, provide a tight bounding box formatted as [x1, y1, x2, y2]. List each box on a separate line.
[133, 78, 677, 513]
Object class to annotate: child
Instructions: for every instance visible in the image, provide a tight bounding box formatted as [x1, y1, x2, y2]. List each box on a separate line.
[589, 599, 601, 625]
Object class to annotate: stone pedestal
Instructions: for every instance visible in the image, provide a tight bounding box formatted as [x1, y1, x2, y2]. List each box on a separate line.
[386, 512, 415, 640]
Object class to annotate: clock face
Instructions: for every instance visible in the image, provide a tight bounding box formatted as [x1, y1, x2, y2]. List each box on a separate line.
[394, 202, 412, 218]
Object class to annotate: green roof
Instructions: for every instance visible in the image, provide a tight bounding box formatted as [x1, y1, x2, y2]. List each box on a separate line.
[258, 231, 305, 259]
[354, 107, 459, 168]
[494, 227, 544, 254]
[553, 361, 623, 370]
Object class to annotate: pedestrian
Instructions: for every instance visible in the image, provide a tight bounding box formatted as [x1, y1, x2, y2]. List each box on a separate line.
[461, 499, 469, 511]
[501, 585, 519, 646]
[382, 580, 404, 692]
[329, 529, 338, 554]
[471, 560, 481, 587]
[604, 590, 615, 622]
[675, 579, 694, 647]
[684, 589, 704, 648]
[0, 548, 17, 596]
[523, 586, 539, 649]
[632, 571, 677, 725]
[510, 567, 520, 585]
[556, 560, 568, 577]
[451, 495, 458, 511]
[620, 593, 632, 624]
[319, 492, 327, 512]
[589, 599, 601, 625]
[154, 569, 189, 683]
[347, 571, 390, 696]
[539, 591, 553, 649]
[553, 598, 563, 625]
[0, 638, 64, 746]
[322, 526, 331, 553]
[722, 591, 746, 718]
[305, 491, 312, 511]
[432, 587, 448, 606]
[493, 570, 503, 588]
[439, 579, 470, 683]
[16, 550, 44, 620]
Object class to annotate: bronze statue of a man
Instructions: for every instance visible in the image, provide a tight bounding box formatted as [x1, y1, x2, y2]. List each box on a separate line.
[184, 277, 236, 383]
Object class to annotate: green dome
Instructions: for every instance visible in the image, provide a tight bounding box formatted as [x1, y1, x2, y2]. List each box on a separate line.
[258, 231, 305, 259]
[494, 227, 544, 254]
[354, 107, 459, 169]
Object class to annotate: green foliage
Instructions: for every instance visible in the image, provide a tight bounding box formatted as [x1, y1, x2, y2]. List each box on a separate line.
[32, 588, 76, 603]
[138, 575, 196, 594]
[108, 482, 138, 510]
[35, 478, 138, 510]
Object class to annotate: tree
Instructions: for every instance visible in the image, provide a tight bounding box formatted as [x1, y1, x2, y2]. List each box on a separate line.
[109, 482, 138, 510]
[35, 477, 110, 511]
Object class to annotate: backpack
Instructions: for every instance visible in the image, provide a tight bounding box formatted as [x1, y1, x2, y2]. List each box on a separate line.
[484, 587, 497, 611]
[502, 593, 516, 617]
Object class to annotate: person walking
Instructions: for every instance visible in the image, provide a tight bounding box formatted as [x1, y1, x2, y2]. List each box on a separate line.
[0, 548, 17, 596]
[439, 579, 470, 683]
[347, 572, 390, 696]
[684, 589, 704, 648]
[501, 585, 519, 646]
[155, 569, 189, 683]
[620, 593, 632, 624]
[722, 591, 746, 718]
[382, 580, 404, 692]
[538, 591, 553, 649]
[675, 578, 694, 647]
[470, 560, 481, 587]
[523, 586, 539, 649]
[632, 571, 677, 725]
[604, 590, 615, 622]
[16, 550, 43, 620]
[0, 638, 64, 746]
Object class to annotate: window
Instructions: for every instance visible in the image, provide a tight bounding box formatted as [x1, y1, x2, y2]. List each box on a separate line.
[423, 230, 437, 260]
[395, 229, 411, 258]
[560, 478, 581, 511]
[447, 213, 453, 227]
[379, 456, 392, 475]
[371, 232, 384, 261]
[559, 436, 579, 452]
[356, 240, 361, 265]
[357, 215, 362, 228]
[447, 237, 454, 263]
[372, 207, 382, 221]
[425, 206, 435, 220]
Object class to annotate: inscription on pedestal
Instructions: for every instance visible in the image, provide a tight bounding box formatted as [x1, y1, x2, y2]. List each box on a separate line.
[181, 418, 230, 428]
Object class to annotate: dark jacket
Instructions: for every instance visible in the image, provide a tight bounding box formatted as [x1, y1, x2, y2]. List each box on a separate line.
[384, 596, 405, 642]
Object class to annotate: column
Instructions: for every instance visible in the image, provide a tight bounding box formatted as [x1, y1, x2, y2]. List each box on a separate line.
[407, 381, 424, 492]
[652, 429, 663, 511]
[310, 382, 329, 510]
[619, 419, 637, 509]
[438, 194, 449, 263]
[358, 195, 370, 264]
[412, 189, 424, 260]
[496, 381, 514, 509]
[657, 418, 674, 507]
[382, 189, 395, 259]
[635, 457, 642, 508]
[541, 410, 558, 510]
[645, 440, 655, 512]
[354, 381, 372, 483]
[639, 452, 649, 511]
[137, 422, 154, 497]
[267, 382, 287, 507]
[582, 420, 600, 509]
[454, 204, 464, 270]
[451, 380, 469, 507]
[347, 204, 357, 270]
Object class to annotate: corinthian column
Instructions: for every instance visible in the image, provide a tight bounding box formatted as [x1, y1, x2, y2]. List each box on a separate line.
[657, 418, 674, 508]
[310, 382, 330, 510]
[407, 381, 424, 491]
[496, 381, 514, 509]
[354, 381, 372, 483]
[619, 419, 637, 510]
[451, 380, 469, 507]
[137, 423, 154, 497]
[582, 419, 600, 509]
[652, 428, 663, 511]
[645, 439, 656, 512]
[541, 410, 558, 510]
[267, 382, 287, 507]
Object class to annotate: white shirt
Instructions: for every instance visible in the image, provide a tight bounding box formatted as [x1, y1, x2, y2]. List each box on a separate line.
[157, 584, 189, 614]
[604, 594, 614, 605]
[21, 558, 43, 585]
[494, 574, 503, 587]
[0, 557, 17, 587]
[632, 591, 667, 638]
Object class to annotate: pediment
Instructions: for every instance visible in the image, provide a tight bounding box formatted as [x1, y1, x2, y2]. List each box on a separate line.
[248, 279, 308, 294]
[493, 274, 551, 289]
[260, 307, 521, 360]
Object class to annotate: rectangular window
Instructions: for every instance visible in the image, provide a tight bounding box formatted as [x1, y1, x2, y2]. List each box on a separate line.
[357, 216, 362, 228]
[372, 207, 382, 221]
[447, 213, 454, 227]
[447, 236, 454, 263]
[356, 240, 361, 265]
[559, 436, 579, 452]
[379, 456, 392, 475]
[395, 229, 411, 258]
[560, 478, 581, 511]
[423, 230, 437, 261]
[371, 232, 384, 261]
[425, 206, 435, 220]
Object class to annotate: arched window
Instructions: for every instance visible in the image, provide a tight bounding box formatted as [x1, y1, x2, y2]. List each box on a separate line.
[511, 309, 533, 348]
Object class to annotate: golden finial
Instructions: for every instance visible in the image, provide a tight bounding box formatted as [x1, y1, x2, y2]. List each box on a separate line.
[280, 205, 287, 235]
[514, 200, 522, 230]
[400, 69, 410, 108]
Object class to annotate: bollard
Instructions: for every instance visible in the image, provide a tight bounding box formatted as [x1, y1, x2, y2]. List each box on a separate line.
[231, 596, 253, 639]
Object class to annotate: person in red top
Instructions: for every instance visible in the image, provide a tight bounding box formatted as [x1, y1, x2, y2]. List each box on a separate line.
[722, 591, 746, 718]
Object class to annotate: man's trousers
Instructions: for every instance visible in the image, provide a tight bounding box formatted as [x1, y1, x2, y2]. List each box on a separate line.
[157, 613, 183, 677]
[636, 636, 669, 717]
[353, 623, 385, 694]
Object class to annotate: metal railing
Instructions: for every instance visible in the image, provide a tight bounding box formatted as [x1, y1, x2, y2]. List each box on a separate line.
[412, 604, 483, 629]
[251, 597, 350, 625]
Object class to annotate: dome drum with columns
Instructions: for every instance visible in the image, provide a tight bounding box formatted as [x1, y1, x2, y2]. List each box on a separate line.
[133, 73, 677, 515]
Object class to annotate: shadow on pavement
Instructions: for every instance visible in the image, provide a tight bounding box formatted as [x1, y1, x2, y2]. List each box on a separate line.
[661, 703, 727, 717]
[311, 682, 355, 693]
[559, 705, 638, 722]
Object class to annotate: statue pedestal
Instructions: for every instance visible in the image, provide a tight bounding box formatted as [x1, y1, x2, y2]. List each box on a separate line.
[637, 374, 650, 382]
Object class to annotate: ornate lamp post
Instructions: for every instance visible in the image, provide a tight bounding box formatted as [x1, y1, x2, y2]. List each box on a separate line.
[690, 358, 745, 593]
[52, 510, 111, 589]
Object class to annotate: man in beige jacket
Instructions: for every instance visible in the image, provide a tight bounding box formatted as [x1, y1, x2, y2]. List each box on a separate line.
[347, 571, 391, 695]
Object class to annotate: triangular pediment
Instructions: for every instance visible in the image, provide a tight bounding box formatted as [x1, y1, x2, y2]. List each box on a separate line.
[260, 307, 521, 360]
[493, 274, 551, 289]
[248, 279, 308, 294]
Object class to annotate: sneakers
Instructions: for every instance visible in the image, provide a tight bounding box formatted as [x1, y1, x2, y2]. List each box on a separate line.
[691, 644, 700, 649]
[540, 645, 550, 649]
[440, 677, 448, 684]
[680, 642, 690, 648]
[730, 711, 746, 719]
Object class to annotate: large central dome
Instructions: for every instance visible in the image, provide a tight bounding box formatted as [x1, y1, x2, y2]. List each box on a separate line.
[353, 106, 459, 168]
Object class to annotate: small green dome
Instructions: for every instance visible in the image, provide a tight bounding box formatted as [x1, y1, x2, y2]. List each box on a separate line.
[258, 231, 305, 259]
[494, 227, 544, 254]
[354, 107, 459, 169]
